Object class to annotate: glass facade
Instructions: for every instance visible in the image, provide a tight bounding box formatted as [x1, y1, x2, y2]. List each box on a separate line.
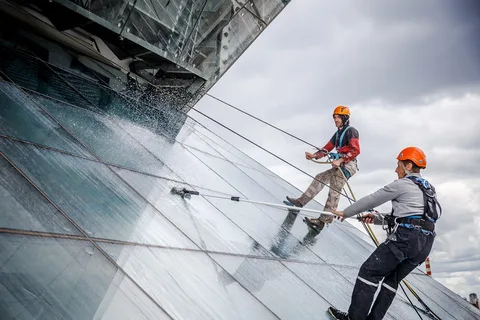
[50, 0, 290, 82]
[1, 4, 480, 320]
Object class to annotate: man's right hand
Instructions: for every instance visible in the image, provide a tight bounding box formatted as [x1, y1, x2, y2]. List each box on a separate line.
[361, 213, 376, 224]
[305, 152, 313, 160]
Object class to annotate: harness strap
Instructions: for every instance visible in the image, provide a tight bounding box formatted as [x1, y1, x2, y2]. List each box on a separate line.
[335, 125, 351, 149]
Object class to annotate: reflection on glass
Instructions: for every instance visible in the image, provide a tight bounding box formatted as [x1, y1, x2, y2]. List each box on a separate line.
[0, 233, 117, 320]
[1, 139, 197, 249]
[180, 6, 265, 80]
[212, 253, 331, 319]
[0, 156, 79, 235]
[0, 81, 90, 156]
[93, 273, 171, 320]
[99, 244, 277, 320]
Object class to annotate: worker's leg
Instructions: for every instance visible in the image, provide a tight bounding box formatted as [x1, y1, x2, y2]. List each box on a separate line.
[320, 161, 357, 224]
[367, 230, 435, 320]
[347, 242, 402, 320]
[287, 167, 336, 207]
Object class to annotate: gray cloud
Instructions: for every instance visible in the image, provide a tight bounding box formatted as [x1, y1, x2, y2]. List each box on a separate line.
[204, 0, 480, 116]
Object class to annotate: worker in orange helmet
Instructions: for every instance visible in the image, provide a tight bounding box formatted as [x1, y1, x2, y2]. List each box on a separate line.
[285, 105, 360, 231]
[328, 147, 442, 320]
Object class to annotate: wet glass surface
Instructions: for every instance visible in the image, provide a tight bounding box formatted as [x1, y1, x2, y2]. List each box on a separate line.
[32, 94, 171, 177]
[113, 167, 271, 257]
[96, 275, 172, 320]
[0, 233, 117, 320]
[0, 81, 90, 157]
[283, 262, 354, 311]
[0, 155, 80, 235]
[99, 244, 278, 320]
[212, 254, 333, 319]
[190, 122, 277, 176]
[1, 139, 197, 249]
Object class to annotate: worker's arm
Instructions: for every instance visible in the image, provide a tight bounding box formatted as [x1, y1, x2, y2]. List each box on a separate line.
[312, 136, 335, 159]
[342, 180, 403, 219]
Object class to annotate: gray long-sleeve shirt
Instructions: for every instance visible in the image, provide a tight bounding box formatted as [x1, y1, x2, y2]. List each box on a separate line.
[343, 173, 427, 223]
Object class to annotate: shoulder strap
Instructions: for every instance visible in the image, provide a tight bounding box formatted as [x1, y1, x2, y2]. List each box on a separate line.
[406, 176, 442, 221]
[337, 126, 351, 148]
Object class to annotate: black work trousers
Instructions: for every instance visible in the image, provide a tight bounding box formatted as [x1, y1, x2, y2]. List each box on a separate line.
[348, 227, 435, 320]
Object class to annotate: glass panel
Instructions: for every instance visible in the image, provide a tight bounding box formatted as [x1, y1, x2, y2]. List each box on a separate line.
[191, 121, 276, 176]
[212, 254, 332, 319]
[0, 156, 80, 235]
[92, 273, 171, 320]
[181, 6, 265, 80]
[176, 124, 229, 158]
[123, 0, 206, 60]
[73, 0, 131, 25]
[418, 274, 480, 318]
[0, 45, 93, 109]
[186, 146, 280, 204]
[0, 81, 90, 157]
[113, 167, 271, 257]
[207, 160, 372, 266]
[246, 0, 287, 22]
[406, 273, 480, 320]
[32, 93, 174, 177]
[283, 262, 372, 316]
[1, 139, 197, 249]
[117, 130, 239, 193]
[0, 233, 117, 320]
[99, 244, 278, 320]
[186, 147, 326, 262]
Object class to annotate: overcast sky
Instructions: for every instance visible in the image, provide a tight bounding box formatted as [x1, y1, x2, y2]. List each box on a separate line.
[190, 0, 480, 299]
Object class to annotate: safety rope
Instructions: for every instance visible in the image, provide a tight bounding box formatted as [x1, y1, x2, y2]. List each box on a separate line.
[205, 94, 321, 150]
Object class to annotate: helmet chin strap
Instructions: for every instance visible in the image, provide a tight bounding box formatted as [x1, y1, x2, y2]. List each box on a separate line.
[400, 161, 411, 177]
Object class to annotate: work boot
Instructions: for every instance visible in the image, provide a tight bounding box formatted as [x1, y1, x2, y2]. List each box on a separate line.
[327, 307, 350, 320]
[318, 214, 335, 224]
[285, 196, 304, 208]
[303, 217, 325, 231]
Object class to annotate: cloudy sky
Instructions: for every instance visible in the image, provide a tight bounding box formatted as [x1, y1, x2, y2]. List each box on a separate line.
[190, 1, 480, 299]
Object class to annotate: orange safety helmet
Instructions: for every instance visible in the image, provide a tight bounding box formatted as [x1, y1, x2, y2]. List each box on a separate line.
[397, 147, 427, 168]
[333, 105, 350, 116]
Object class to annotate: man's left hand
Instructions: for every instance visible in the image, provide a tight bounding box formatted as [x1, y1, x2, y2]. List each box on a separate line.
[332, 210, 345, 221]
[331, 159, 343, 168]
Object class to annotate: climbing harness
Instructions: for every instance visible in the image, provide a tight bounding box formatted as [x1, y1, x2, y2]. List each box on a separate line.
[406, 176, 442, 222]
[383, 176, 441, 237]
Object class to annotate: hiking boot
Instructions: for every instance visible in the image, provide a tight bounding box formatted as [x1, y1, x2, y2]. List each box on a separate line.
[318, 214, 335, 224]
[327, 307, 350, 320]
[285, 196, 303, 208]
[303, 217, 325, 231]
